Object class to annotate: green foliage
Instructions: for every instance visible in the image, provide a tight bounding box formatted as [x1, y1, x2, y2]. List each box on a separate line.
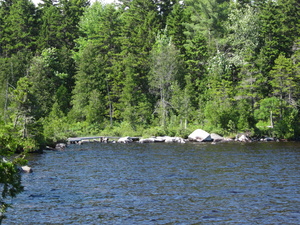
[0, 0, 299, 160]
[141, 126, 167, 138]
[273, 108, 299, 139]
[236, 99, 256, 132]
[0, 159, 23, 223]
[0, 118, 36, 223]
[258, 0, 300, 74]
[149, 29, 181, 126]
[1, 2, 300, 219]
[0, 0, 37, 57]
[37, 0, 87, 51]
[42, 102, 69, 143]
[204, 98, 238, 135]
[270, 54, 296, 104]
[185, 0, 229, 53]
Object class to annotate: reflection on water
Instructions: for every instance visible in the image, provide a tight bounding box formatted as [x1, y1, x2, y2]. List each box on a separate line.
[4, 142, 300, 224]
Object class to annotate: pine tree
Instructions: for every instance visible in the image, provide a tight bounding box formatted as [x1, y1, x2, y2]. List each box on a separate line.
[37, 1, 65, 50]
[117, 0, 161, 123]
[37, 0, 87, 51]
[258, 0, 300, 74]
[166, 1, 191, 56]
[72, 2, 122, 123]
[119, 60, 152, 129]
[185, 0, 230, 53]
[58, 0, 89, 49]
[0, 0, 37, 56]
[270, 54, 296, 114]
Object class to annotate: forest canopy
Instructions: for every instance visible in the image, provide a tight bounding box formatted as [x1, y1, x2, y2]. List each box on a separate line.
[0, 0, 299, 147]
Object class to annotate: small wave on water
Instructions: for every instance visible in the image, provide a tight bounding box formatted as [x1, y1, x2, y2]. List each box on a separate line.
[4, 142, 300, 224]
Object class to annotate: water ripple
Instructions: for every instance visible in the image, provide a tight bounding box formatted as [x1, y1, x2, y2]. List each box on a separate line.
[4, 142, 300, 224]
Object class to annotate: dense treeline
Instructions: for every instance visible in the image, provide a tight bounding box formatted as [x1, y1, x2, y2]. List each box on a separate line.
[0, 0, 300, 147]
[0, 0, 299, 219]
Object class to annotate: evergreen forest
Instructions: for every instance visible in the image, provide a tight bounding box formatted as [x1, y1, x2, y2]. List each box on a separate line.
[0, 0, 300, 219]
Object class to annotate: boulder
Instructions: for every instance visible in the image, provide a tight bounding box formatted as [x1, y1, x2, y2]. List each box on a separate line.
[238, 134, 251, 142]
[155, 136, 168, 142]
[21, 166, 33, 173]
[211, 133, 224, 142]
[117, 136, 133, 143]
[55, 143, 66, 150]
[102, 137, 109, 143]
[78, 139, 90, 145]
[139, 136, 186, 144]
[164, 136, 175, 143]
[188, 129, 212, 142]
[139, 138, 155, 143]
[174, 137, 186, 143]
[263, 137, 275, 142]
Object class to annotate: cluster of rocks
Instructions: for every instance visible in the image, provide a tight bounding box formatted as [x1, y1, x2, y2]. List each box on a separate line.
[46, 143, 67, 151]
[118, 136, 186, 144]
[188, 129, 226, 142]
[60, 129, 280, 148]
[188, 129, 279, 143]
[2, 157, 33, 173]
[118, 129, 225, 144]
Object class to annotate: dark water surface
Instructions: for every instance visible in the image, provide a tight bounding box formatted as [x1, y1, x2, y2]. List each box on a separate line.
[4, 142, 300, 224]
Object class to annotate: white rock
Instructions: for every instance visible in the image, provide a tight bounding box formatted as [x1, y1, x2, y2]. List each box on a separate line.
[188, 129, 212, 142]
[55, 143, 66, 150]
[164, 136, 175, 143]
[117, 136, 133, 143]
[139, 138, 155, 143]
[21, 166, 33, 173]
[238, 135, 250, 142]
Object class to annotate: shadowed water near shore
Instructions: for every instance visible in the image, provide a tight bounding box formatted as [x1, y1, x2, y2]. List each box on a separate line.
[4, 142, 300, 224]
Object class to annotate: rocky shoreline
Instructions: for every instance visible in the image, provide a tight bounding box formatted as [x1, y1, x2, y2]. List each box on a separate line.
[47, 129, 284, 151]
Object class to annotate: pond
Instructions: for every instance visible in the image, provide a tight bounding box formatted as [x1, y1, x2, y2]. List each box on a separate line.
[4, 142, 300, 224]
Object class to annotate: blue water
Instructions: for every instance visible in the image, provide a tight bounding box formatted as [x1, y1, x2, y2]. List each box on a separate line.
[4, 142, 300, 224]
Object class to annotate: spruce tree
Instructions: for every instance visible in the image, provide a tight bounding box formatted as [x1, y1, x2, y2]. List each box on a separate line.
[72, 2, 122, 124]
[117, 0, 161, 124]
[0, 0, 37, 56]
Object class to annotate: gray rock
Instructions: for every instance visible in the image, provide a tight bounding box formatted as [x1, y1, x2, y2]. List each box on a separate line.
[55, 143, 66, 150]
[211, 133, 224, 142]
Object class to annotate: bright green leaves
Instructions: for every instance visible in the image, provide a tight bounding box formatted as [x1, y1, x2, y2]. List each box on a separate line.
[270, 54, 296, 104]
[0, 158, 23, 224]
[0, 160, 23, 198]
[10, 77, 34, 128]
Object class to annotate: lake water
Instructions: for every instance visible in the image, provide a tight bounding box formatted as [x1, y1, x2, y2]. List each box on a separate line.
[4, 142, 300, 224]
